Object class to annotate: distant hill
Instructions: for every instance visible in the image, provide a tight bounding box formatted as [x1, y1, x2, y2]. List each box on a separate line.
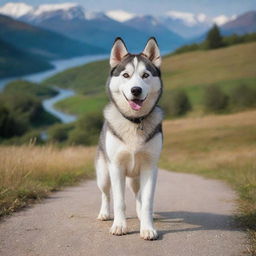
[0, 14, 105, 60]
[221, 11, 256, 35]
[0, 38, 53, 78]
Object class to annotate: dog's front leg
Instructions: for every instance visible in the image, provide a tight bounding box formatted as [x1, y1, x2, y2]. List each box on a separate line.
[109, 164, 127, 235]
[140, 167, 158, 240]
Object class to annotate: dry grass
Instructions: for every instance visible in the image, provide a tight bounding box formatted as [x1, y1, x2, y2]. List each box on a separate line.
[160, 110, 256, 254]
[0, 144, 95, 217]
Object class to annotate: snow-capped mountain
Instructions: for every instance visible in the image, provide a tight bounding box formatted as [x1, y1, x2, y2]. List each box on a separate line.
[160, 11, 237, 38]
[20, 3, 86, 23]
[165, 11, 210, 27]
[0, 3, 185, 51]
[0, 2, 254, 52]
[124, 15, 185, 50]
[0, 2, 33, 18]
[106, 10, 135, 22]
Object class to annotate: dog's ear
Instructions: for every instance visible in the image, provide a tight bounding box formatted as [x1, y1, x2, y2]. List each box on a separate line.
[110, 37, 128, 68]
[142, 37, 161, 68]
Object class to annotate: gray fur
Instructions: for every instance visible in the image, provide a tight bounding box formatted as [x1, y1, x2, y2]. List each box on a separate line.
[111, 54, 161, 77]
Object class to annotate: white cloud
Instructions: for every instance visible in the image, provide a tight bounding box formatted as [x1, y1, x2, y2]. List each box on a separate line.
[106, 10, 135, 22]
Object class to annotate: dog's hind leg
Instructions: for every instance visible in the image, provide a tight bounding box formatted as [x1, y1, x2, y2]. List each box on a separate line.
[127, 177, 141, 220]
[96, 154, 111, 221]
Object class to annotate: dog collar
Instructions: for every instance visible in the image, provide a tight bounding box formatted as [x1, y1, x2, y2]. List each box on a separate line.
[121, 114, 146, 130]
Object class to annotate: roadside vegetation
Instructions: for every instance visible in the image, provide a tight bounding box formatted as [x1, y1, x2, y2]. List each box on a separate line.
[0, 144, 95, 217]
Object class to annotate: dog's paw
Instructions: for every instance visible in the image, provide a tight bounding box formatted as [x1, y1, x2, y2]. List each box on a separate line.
[97, 213, 110, 221]
[140, 229, 158, 240]
[110, 223, 128, 236]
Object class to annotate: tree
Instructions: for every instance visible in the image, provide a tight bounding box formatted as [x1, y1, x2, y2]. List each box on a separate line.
[206, 24, 223, 49]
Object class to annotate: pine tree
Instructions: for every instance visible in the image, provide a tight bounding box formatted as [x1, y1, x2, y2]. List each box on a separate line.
[206, 24, 223, 49]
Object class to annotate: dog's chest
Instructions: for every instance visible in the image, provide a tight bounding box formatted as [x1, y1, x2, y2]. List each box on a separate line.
[106, 123, 157, 177]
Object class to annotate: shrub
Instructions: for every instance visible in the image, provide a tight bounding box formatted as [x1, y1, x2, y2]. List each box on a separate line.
[203, 85, 228, 112]
[48, 123, 74, 143]
[230, 84, 256, 110]
[162, 90, 192, 117]
[68, 111, 103, 145]
[0, 102, 28, 138]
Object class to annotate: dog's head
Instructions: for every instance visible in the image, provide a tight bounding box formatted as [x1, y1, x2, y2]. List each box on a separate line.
[107, 37, 162, 118]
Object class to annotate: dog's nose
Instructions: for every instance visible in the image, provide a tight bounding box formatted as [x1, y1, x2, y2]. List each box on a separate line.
[131, 87, 142, 96]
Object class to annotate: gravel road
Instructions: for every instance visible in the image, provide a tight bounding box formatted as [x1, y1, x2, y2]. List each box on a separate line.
[0, 170, 247, 256]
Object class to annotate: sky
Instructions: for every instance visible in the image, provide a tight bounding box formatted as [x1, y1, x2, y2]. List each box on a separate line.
[1, 0, 256, 17]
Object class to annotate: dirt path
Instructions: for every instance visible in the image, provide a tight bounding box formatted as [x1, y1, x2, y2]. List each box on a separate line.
[0, 170, 247, 256]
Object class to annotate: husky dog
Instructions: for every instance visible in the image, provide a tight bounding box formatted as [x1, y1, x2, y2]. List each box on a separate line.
[96, 37, 163, 240]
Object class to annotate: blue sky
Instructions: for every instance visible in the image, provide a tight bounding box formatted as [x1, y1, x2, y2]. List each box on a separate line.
[1, 0, 256, 16]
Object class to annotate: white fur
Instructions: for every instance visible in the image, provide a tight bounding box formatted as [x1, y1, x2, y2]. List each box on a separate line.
[96, 104, 162, 240]
[96, 38, 162, 240]
[109, 60, 161, 118]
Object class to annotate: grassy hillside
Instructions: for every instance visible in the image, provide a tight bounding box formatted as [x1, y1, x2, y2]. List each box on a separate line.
[44, 42, 256, 115]
[0, 38, 53, 78]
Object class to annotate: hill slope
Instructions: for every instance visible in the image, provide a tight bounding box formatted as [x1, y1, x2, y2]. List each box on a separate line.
[44, 42, 256, 114]
[0, 14, 105, 60]
[0, 38, 53, 78]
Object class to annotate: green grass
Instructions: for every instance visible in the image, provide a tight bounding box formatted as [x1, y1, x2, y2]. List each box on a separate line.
[4, 80, 58, 100]
[43, 60, 109, 94]
[55, 94, 108, 116]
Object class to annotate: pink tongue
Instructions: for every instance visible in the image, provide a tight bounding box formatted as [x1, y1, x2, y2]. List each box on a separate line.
[128, 100, 142, 111]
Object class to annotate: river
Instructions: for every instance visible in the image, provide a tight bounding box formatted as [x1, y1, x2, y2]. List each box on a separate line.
[0, 54, 108, 123]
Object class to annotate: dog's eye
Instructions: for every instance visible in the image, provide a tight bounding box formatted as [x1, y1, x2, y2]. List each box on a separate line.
[123, 73, 130, 78]
[142, 73, 149, 79]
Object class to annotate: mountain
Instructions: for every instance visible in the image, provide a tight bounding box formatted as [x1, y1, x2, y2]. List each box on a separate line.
[221, 11, 256, 35]
[0, 14, 105, 60]
[0, 38, 53, 78]
[106, 10, 135, 22]
[124, 15, 185, 51]
[0, 2, 33, 18]
[0, 3, 185, 52]
[160, 11, 211, 38]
